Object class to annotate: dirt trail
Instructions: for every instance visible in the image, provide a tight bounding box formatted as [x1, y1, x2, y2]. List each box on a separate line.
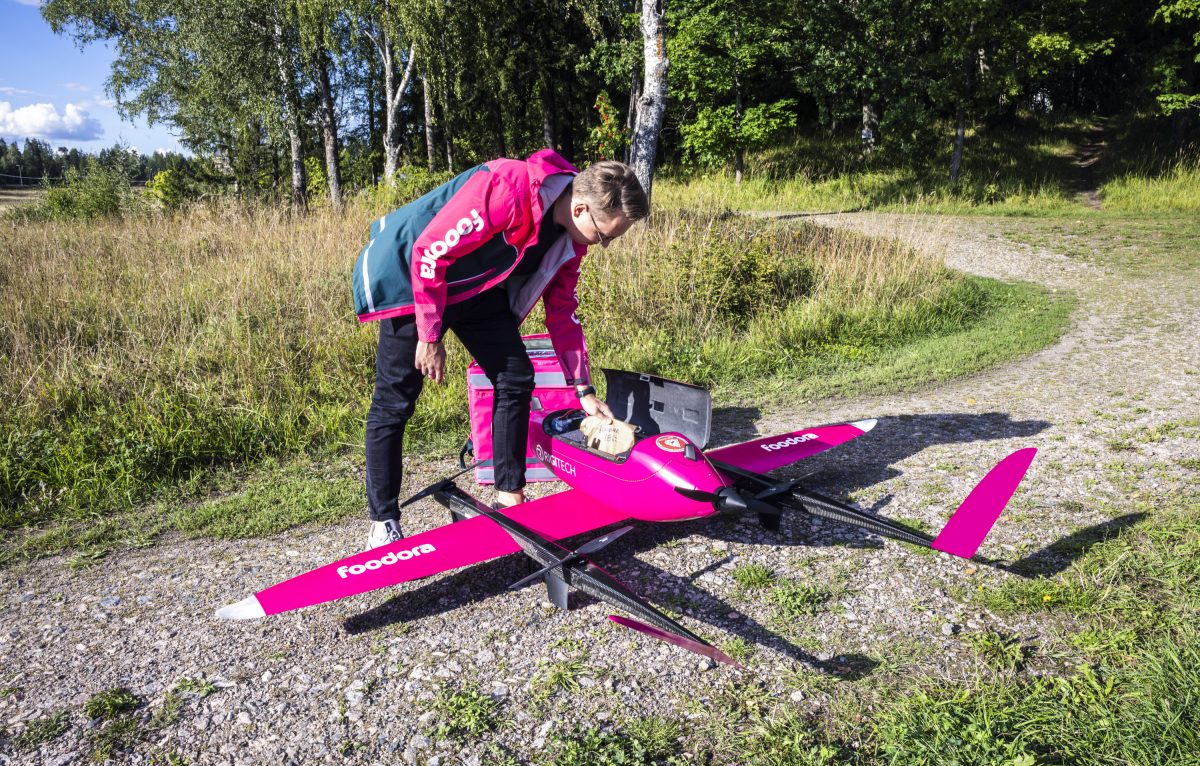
[2, 214, 1197, 765]
[1072, 126, 1107, 210]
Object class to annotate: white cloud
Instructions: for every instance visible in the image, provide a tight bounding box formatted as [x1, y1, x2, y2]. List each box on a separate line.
[0, 101, 104, 140]
[0, 86, 37, 96]
[74, 96, 116, 111]
[62, 83, 92, 92]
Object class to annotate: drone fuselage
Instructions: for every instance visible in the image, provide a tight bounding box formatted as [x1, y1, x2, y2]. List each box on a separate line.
[527, 410, 727, 523]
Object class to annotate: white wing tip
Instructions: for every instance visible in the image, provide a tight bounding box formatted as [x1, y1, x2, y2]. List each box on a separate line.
[851, 418, 877, 433]
[216, 595, 266, 621]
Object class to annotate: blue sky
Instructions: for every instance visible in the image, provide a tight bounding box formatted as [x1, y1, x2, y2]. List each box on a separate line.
[0, 0, 187, 155]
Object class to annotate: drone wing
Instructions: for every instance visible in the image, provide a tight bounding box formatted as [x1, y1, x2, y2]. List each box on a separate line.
[216, 489, 628, 619]
[704, 419, 877, 474]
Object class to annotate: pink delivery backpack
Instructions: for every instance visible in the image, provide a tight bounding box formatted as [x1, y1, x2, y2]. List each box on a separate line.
[463, 334, 584, 484]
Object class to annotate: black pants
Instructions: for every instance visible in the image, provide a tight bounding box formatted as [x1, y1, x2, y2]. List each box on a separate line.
[365, 288, 535, 522]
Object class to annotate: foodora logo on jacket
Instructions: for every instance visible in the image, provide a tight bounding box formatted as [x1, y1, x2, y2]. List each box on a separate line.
[337, 544, 437, 578]
[418, 209, 486, 279]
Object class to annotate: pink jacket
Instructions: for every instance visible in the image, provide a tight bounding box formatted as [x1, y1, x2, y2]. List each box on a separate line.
[353, 149, 590, 384]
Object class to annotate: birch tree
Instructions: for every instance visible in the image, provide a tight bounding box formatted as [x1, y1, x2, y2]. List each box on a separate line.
[629, 0, 668, 201]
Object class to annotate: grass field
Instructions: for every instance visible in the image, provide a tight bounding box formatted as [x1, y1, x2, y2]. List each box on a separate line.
[0, 186, 42, 210]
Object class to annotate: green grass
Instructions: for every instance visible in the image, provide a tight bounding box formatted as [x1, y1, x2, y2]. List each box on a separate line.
[2, 455, 366, 565]
[585, 216, 1072, 405]
[724, 637, 755, 663]
[961, 631, 1030, 673]
[658, 116, 1200, 218]
[770, 580, 838, 623]
[540, 716, 680, 766]
[732, 563, 776, 590]
[727, 279, 1071, 405]
[87, 714, 143, 763]
[655, 486, 1200, 765]
[173, 460, 362, 539]
[11, 711, 70, 752]
[1100, 160, 1200, 214]
[998, 214, 1200, 273]
[531, 657, 591, 701]
[83, 688, 140, 720]
[428, 683, 500, 740]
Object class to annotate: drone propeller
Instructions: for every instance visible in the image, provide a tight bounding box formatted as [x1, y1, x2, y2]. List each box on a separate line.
[674, 485, 781, 517]
[398, 462, 480, 509]
[508, 525, 635, 591]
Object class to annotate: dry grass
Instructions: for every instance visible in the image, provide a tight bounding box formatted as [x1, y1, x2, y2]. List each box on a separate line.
[0, 186, 42, 211]
[580, 208, 986, 387]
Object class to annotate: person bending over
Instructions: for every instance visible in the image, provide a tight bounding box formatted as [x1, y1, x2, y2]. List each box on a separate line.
[352, 150, 649, 549]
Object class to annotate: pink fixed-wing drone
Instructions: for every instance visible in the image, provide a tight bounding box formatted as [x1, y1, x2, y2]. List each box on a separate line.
[218, 371, 1035, 668]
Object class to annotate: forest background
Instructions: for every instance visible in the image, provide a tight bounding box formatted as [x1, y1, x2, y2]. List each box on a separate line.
[2, 0, 1196, 211]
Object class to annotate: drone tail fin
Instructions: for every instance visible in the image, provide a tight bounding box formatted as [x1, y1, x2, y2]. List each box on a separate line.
[932, 448, 1037, 559]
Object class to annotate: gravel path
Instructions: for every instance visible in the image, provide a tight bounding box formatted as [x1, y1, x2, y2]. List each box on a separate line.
[3, 214, 1198, 765]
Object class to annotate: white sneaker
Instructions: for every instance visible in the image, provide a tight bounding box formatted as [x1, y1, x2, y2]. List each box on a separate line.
[366, 519, 404, 550]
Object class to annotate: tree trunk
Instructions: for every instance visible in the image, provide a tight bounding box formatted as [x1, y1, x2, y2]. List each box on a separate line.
[734, 74, 743, 185]
[381, 31, 398, 184]
[949, 30, 976, 183]
[380, 35, 416, 187]
[366, 55, 377, 184]
[861, 99, 878, 147]
[273, 20, 306, 213]
[441, 78, 456, 171]
[541, 76, 555, 149]
[423, 73, 437, 171]
[314, 47, 343, 212]
[625, 69, 641, 165]
[630, 0, 667, 202]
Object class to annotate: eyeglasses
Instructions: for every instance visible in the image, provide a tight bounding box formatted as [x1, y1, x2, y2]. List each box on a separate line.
[586, 210, 615, 247]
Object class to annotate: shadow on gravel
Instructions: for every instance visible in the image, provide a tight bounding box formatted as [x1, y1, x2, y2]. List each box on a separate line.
[710, 410, 1051, 482]
[1003, 512, 1147, 577]
[714, 411, 1051, 497]
[709, 406, 764, 446]
[343, 514, 878, 679]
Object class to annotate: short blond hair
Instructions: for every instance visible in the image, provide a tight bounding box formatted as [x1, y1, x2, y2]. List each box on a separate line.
[573, 161, 649, 222]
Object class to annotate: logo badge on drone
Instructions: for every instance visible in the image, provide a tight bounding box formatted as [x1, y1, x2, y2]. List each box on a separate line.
[655, 435, 688, 453]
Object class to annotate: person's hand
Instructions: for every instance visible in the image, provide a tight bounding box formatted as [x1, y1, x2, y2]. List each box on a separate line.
[415, 340, 446, 384]
[579, 393, 613, 423]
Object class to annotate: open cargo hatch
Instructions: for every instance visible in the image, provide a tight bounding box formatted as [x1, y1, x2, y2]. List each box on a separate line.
[601, 369, 712, 449]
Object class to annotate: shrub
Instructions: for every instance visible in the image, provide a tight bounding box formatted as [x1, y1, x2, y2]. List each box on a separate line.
[361, 166, 456, 212]
[38, 158, 141, 220]
[146, 169, 196, 211]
